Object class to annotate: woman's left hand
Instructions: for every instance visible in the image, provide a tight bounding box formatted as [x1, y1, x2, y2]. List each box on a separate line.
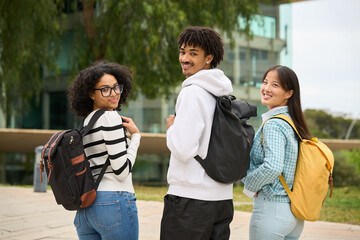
[122, 116, 140, 135]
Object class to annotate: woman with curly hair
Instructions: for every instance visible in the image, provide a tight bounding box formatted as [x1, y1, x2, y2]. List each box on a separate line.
[68, 61, 141, 240]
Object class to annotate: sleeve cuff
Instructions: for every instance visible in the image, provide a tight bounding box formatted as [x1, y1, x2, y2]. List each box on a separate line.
[131, 133, 141, 141]
[243, 188, 257, 198]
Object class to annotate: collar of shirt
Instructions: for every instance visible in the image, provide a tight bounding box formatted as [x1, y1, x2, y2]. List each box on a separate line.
[261, 106, 288, 123]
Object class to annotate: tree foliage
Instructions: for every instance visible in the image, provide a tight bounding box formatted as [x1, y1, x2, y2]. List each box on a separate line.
[304, 109, 360, 139]
[0, 0, 62, 114]
[0, 0, 263, 114]
[70, 0, 262, 98]
[304, 109, 360, 186]
[332, 150, 360, 187]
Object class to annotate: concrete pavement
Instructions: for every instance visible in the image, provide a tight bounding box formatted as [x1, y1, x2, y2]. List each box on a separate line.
[0, 186, 359, 240]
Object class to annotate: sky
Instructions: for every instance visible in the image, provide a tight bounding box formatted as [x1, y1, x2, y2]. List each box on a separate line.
[291, 0, 360, 117]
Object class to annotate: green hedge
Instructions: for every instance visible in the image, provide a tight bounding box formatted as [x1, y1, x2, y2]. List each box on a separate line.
[332, 149, 360, 187]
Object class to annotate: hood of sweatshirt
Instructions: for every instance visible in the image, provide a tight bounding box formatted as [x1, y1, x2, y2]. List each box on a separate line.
[181, 69, 233, 97]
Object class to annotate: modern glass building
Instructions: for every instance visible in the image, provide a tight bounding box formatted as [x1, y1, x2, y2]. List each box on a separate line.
[218, 3, 293, 128]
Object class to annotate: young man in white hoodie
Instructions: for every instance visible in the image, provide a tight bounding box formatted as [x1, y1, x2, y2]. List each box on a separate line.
[160, 26, 234, 240]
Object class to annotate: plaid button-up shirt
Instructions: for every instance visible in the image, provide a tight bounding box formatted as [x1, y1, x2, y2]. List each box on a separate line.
[243, 106, 299, 202]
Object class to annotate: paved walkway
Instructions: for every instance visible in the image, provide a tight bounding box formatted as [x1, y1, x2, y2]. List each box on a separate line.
[0, 186, 359, 240]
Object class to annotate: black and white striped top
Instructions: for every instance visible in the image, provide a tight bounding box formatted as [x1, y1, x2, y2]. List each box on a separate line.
[82, 110, 141, 193]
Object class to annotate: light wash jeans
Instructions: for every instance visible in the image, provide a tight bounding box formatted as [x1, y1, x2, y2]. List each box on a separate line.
[74, 191, 138, 240]
[249, 191, 304, 240]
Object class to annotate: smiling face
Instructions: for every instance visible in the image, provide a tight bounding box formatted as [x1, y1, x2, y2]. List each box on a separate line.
[179, 43, 213, 78]
[261, 70, 293, 110]
[90, 73, 120, 111]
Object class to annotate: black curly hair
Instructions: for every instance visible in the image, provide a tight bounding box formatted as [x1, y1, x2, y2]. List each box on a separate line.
[67, 61, 133, 117]
[177, 26, 224, 69]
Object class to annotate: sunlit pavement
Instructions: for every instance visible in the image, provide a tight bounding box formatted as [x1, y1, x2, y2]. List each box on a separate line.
[0, 186, 359, 240]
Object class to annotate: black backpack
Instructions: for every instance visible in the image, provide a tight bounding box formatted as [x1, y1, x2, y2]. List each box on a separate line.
[195, 95, 257, 183]
[40, 109, 109, 211]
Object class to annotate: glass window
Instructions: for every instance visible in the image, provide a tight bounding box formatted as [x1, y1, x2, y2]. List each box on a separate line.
[225, 46, 235, 62]
[238, 14, 276, 39]
[49, 92, 68, 130]
[17, 97, 43, 129]
[238, 47, 277, 88]
[143, 108, 162, 133]
[239, 48, 246, 61]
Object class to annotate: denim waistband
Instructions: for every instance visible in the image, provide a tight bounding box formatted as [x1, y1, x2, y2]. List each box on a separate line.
[255, 190, 289, 203]
[96, 191, 135, 197]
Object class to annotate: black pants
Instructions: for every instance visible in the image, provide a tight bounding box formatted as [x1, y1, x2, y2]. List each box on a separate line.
[160, 194, 234, 240]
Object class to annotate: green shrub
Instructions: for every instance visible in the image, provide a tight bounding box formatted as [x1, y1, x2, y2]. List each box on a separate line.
[332, 150, 360, 187]
[344, 149, 360, 174]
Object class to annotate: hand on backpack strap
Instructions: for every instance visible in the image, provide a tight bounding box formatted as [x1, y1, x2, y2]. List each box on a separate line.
[122, 116, 140, 135]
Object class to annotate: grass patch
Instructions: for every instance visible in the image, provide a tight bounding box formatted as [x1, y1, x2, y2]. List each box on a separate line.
[134, 185, 360, 225]
[319, 186, 360, 225]
[233, 185, 252, 203]
[234, 204, 254, 212]
[134, 185, 168, 202]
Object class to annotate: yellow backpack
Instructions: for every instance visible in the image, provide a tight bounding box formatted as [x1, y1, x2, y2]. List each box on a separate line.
[261, 114, 335, 221]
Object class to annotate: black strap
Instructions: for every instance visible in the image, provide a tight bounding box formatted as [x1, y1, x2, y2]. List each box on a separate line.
[123, 125, 129, 148]
[79, 109, 106, 190]
[82, 110, 130, 188]
[79, 109, 106, 136]
[195, 155, 203, 162]
[122, 125, 131, 172]
[94, 125, 131, 187]
[94, 158, 110, 190]
[193, 93, 217, 163]
[95, 114, 130, 188]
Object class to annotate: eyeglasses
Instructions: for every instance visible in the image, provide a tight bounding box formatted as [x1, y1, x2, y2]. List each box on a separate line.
[94, 84, 123, 97]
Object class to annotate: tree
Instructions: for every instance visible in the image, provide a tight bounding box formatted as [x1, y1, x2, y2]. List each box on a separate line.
[0, 0, 263, 117]
[0, 0, 62, 116]
[304, 109, 360, 139]
[71, 0, 262, 98]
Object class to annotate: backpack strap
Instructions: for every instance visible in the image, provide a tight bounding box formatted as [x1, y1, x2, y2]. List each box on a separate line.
[260, 114, 299, 197]
[94, 158, 110, 189]
[78, 109, 107, 190]
[261, 114, 334, 169]
[194, 95, 244, 162]
[261, 114, 334, 197]
[261, 114, 302, 145]
[83, 111, 131, 188]
[79, 109, 106, 136]
[279, 174, 292, 196]
[121, 125, 132, 173]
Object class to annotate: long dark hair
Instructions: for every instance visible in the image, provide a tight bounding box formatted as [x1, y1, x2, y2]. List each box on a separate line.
[263, 65, 312, 139]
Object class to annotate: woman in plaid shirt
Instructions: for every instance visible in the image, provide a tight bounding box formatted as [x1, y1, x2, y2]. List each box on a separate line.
[243, 65, 312, 240]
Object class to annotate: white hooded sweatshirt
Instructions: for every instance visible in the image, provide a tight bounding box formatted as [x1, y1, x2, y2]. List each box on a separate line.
[166, 68, 233, 201]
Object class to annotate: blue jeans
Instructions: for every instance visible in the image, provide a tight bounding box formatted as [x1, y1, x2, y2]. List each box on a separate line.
[74, 191, 139, 240]
[249, 191, 304, 240]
